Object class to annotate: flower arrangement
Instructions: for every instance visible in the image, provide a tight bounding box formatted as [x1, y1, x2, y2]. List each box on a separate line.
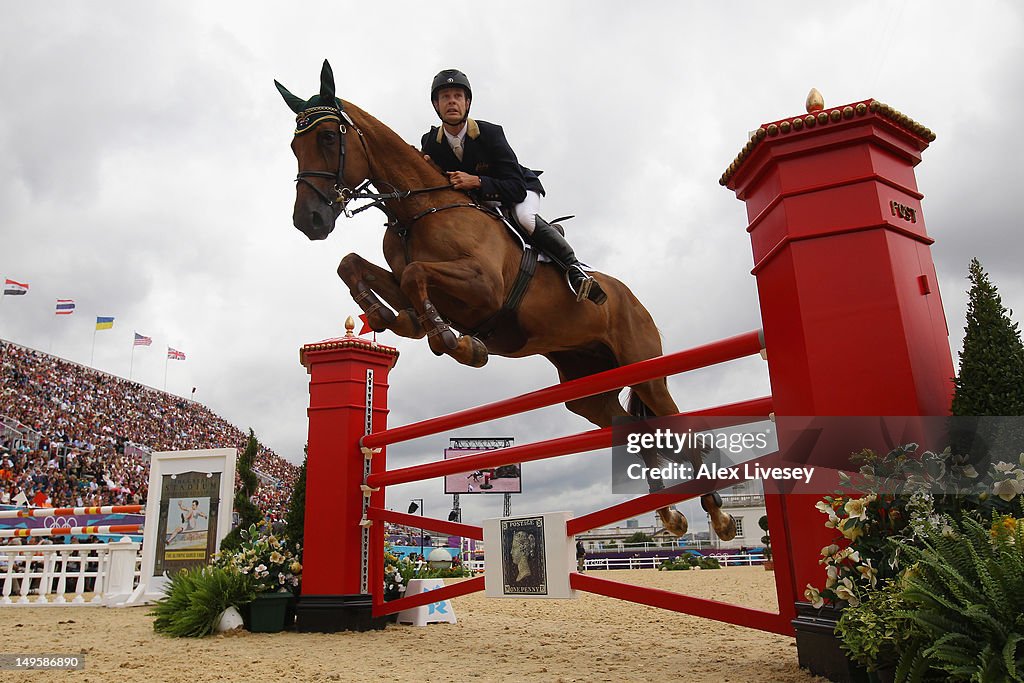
[383, 543, 406, 600]
[214, 523, 302, 594]
[382, 543, 471, 600]
[805, 445, 1024, 609]
[804, 443, 1024, 678]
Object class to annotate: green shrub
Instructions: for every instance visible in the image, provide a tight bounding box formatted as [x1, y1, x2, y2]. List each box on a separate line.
[220, 430, 265, 552]
[150, 566, 257, 637]
[894, 512, 1024, 682]
[284, 451, 307, 550]
[659, 554, 721, 571]
[836, 578, 919, 672]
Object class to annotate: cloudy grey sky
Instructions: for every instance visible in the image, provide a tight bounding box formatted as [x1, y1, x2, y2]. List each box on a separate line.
[2, 2, 1021, 531]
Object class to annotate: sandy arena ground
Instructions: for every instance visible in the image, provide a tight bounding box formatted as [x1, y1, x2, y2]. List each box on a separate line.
[0, 567, 827, 682]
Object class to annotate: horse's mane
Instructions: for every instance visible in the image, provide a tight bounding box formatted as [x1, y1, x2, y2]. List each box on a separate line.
[340, 99, 449, 186]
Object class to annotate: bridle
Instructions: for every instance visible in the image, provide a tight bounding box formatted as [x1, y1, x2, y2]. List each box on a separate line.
[291, 101, 452, 219]
[292, 103, 366, 216]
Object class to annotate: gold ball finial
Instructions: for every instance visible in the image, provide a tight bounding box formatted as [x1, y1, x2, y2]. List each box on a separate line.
[344, 316, 356, 337]
[806, 88, 824, 113]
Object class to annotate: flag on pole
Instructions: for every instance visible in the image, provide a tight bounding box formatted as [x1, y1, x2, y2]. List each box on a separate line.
[3, 279, 28, 296]
[95, 316, 115, 330]
[134, 333, 153, 346]
[55, 299, 76, 315]
[167, 347, 186, 360]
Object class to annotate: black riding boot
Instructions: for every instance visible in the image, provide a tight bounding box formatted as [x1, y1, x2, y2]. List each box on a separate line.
[530, 217, 607, 304]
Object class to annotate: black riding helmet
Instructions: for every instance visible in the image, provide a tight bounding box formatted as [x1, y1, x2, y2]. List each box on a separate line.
[431, 69, 472, 102]
[431, 69, 473, 123]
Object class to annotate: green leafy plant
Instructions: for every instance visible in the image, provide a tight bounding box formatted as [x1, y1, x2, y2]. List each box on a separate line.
[893, 511, 1024, 682]
[150, 566, 257, 637]
[383, 545, 471, 600]
[836, 577, 919, 673]
[659, 554, 721, 571]
[214, 522, 302, 594]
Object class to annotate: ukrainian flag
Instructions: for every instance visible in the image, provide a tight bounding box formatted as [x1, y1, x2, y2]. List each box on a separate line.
[95, 316, 115, 330]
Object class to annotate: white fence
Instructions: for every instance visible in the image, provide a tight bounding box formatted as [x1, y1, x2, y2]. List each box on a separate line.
[463, 553, 766, 573]
[0, 539, 142, 607]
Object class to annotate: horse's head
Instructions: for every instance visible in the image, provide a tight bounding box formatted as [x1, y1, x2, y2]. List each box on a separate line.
[275, 60, 371, 240]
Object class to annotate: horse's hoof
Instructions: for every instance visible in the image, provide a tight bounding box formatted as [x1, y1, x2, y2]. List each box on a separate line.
[714, 514, 738, 542]
[700, 491, 723, 513]
[467, 336, 488, 368]
[656, 507, 688, 537]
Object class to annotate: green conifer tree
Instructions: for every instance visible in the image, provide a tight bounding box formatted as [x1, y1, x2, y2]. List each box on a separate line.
[951, 258, 1024, 460]
[219, 429, 265, 552]
[284, 447, 307, 550]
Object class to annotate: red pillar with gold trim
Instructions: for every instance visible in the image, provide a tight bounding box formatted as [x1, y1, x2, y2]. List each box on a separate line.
[723, 95, 955, 671]
[295, 319, 398, 632]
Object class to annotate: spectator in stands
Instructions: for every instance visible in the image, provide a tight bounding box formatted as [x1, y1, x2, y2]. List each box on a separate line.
[0, 341, 298, 521]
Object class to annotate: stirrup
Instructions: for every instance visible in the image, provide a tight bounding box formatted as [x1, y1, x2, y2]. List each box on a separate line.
[566, 265, 594, 303]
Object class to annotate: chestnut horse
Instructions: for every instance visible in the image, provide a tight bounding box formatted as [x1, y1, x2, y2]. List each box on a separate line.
[276, 61, 735, 542]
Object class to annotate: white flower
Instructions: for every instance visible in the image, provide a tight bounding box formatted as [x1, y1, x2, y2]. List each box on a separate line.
[821, 544, 840, 558]
[856, 560, 878, 588]
[993, 478, 1024, 502]
[255, 564, 267, 573]
[994, 462, 1016, 474]
[844, 497, 871, 521]
[833, 578, 860, 607]
[805, 585, 824, 609]
[815, 501, 834, 515]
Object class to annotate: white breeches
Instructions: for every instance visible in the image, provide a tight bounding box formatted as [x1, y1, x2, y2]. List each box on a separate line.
[485, 190, 541, 234]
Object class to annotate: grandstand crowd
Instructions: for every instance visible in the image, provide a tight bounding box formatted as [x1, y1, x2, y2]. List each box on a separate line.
[0, 340, 299, 528]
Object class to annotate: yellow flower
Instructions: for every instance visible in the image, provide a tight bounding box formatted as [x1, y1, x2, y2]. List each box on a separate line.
[840, 518, 865, 542]
[290, 561, 303, 574]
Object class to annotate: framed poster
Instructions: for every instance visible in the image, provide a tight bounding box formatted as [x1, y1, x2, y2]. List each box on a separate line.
[122, 448, 236, 606]
[153, 471, 222, 575]
[483, 511, 575, 599]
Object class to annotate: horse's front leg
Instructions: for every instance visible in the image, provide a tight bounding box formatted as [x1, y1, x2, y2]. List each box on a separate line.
[337, 253, 424, 339]
[399, 259, 500, 368]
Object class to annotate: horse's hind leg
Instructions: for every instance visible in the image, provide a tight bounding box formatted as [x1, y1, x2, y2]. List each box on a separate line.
[337, 254, 424, 339]
[630, 374, 737, 542]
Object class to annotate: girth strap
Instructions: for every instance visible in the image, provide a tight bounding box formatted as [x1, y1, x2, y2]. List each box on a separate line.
[466, 246, 539, 340]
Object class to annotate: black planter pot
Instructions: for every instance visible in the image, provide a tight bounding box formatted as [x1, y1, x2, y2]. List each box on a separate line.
[792, 602, 869, 683]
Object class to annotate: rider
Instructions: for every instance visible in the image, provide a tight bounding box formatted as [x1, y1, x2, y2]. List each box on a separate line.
[421, 69, 605, 304]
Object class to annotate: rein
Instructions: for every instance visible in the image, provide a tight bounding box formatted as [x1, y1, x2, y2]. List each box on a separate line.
[291, 102, 458, 220]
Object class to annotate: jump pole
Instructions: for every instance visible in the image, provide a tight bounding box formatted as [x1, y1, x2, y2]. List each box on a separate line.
[0, 505, 144, 519]
[0, 525, 142, 538]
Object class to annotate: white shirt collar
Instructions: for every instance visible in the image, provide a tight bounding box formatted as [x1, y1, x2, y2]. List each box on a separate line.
[443, 123, 468, 145]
